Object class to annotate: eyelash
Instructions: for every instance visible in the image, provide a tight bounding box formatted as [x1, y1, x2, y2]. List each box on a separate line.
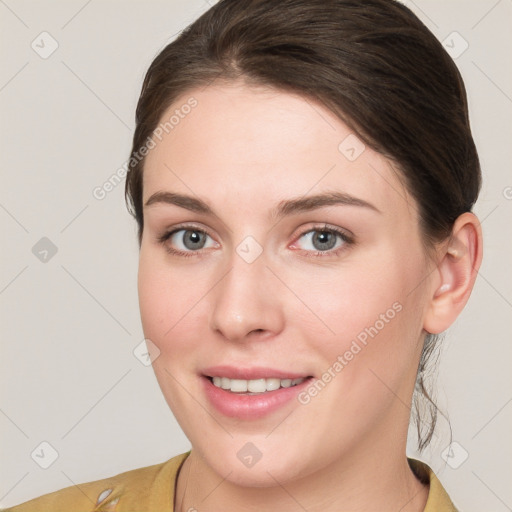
[157, 223, 354, 259]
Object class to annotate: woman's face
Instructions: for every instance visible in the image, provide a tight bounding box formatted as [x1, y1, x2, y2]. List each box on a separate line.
[138, 82, 434, 485]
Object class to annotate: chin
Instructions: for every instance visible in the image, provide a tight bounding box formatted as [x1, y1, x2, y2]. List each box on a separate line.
[198, 441, 314, 488]
[216, 460, 297, 488]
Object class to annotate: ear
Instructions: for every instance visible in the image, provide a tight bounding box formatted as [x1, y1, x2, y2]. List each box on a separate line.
[423, 212, 483, 334]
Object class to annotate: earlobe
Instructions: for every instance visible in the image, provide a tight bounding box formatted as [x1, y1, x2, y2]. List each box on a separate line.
[423, 212, 483, 334]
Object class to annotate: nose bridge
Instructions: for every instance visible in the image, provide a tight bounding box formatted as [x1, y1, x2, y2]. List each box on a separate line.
[209, 247, 283, 341]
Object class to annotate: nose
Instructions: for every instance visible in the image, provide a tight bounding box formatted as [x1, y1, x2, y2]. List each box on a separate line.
[209, 251, 285, 343]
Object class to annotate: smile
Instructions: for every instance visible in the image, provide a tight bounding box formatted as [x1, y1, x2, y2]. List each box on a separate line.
[209, 376, 307, 394]
[202, 370, 314, 419]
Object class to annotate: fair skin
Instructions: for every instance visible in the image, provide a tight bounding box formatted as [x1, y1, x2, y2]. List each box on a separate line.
[138, 81, 482, 512]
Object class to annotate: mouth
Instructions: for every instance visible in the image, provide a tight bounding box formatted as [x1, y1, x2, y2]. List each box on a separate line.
[205, 375, 310, 395]
[200, 365, 315, 419]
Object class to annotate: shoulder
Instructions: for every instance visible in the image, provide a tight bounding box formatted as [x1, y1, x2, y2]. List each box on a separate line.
[408, 457, 459, 512]
[2, 452, 190, 512]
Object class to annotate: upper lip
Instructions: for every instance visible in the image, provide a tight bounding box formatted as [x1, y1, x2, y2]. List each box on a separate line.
[202, 365, 312, 380]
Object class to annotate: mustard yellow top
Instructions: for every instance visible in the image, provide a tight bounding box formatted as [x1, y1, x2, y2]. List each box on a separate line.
[2, 453, 457, 511]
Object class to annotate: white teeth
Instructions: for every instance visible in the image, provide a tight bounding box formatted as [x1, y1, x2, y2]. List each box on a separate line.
[210, 376, 307, 393]
[265, 378, 281, 391]
[247, 379, 266, 393]
[230, 379, 248, 392]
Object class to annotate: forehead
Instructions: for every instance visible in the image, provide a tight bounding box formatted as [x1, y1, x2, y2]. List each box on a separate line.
[142, 82, 414, 219]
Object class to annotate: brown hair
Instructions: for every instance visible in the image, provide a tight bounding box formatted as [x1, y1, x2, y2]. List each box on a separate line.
[125, 0, 481, 451]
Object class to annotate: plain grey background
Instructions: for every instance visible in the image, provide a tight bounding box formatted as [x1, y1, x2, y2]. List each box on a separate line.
[1, 0, 511, 510]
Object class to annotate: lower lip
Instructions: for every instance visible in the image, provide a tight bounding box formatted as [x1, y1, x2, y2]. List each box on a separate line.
[202, 376, 313, 420]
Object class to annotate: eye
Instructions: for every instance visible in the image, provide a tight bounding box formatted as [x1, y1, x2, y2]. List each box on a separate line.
[158, 226, 217, 256]
[157, 223, 353, 258]
[291, 226, 353, 256]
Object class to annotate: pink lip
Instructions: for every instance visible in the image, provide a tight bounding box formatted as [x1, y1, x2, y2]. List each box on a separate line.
[201, 368, 314, 420]
[202, 365, 310, 380]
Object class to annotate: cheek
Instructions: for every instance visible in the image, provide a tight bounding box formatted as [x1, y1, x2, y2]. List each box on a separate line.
[289, 257, 426, 443]
[137, 248, 207, 352]
[288, 263, 403, 342]
[137, 251, 210, 419]
[288, 249, 426, 374]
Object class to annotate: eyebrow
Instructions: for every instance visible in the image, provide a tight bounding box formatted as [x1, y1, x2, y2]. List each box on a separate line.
[144, 190, 380, 218]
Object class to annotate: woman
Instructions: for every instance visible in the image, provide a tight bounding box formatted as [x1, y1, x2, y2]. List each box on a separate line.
[4, 0, 483, 510]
